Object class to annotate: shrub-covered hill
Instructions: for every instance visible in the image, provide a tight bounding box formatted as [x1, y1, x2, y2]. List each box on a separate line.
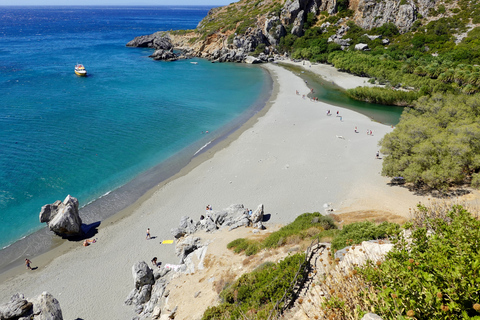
[202, 205, 480, 320]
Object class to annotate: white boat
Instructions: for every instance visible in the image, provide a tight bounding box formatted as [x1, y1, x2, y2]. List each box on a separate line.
[75, 64, 87, 77]
[190, 62, 198, 65]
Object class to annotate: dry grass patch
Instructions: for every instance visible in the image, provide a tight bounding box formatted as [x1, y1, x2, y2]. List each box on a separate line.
[213, 269, 237, 294]
[332, 210, 407, 226]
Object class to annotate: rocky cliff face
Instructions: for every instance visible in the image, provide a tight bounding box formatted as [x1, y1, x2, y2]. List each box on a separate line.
[127, 0, 452, 62]
[350, 0, 438, 33]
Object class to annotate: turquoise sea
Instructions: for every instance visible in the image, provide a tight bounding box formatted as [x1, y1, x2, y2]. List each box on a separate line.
[0, 6, 404, 272]
[0, 5, 271, 265]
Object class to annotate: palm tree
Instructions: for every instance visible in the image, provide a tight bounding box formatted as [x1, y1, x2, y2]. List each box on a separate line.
[414, 66, 427, 76]
[426, 65, 440, 78]
[467, 72, 480, 85]
[454, 70, 466, 84]
[462, 84, 478, 95]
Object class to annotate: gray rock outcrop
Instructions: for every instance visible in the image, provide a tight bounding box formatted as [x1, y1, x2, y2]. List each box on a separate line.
[361, 313, 384, 320]
[39, 195, 82, 237]
[170, 203, 266, 238]
[126, 32, 173, 50]
[250, 204, 264, 224]
[31, 292, 63, 320]
[355, 43, 369, 51]
[149, 49, 179, 61]
[0, 292, 63, 320]
[127, 203, 270, 319]
[351, 0, 437, 33]
[125, 261, 155, 309]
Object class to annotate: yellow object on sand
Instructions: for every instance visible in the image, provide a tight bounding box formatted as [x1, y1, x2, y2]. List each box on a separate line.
[162, 240, 174, 244]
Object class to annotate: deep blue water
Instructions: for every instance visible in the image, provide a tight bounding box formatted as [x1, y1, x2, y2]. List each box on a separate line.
[0, 6, 270, 250]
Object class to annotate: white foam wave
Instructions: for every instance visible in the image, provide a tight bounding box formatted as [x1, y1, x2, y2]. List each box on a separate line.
[194, 141, 212, 156]
[81, 190, 112, 208]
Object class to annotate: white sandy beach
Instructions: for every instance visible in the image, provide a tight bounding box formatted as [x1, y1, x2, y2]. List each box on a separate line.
[0, 63, 429, 319]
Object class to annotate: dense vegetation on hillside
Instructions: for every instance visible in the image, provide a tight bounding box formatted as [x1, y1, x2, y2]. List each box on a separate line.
[202, 205, 480, 319]
[284, 8, 480, 101]
[276, 0, 480, 190]
[190, 0, 480, 189]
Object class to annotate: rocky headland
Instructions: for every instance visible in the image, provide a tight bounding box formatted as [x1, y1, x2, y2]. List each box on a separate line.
[126, 0, 449, 63]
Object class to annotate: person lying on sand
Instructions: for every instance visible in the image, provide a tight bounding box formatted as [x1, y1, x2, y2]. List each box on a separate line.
[83, 239, 97, 247]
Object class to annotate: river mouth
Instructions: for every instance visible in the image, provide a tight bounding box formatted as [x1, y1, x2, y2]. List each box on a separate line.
[279, 63, 404, 126]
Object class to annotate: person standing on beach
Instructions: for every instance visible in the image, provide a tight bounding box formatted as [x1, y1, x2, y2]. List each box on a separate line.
[376, 151, 380, 159]
[25, 258, 32, 270]
[146, 228, 151, 240]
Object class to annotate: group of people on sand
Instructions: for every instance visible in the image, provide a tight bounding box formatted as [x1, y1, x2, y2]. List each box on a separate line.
[295, 89, 320, 102]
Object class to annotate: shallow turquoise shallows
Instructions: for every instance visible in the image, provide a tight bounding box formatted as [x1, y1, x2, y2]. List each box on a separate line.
[0, 6, 270, 250]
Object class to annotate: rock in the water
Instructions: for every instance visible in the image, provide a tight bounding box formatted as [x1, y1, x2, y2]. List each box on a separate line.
[245, 56, 261, 64]
[39, 195, 82, 237]
[126, 32, 173, 50]
[149, 49, 179, 61]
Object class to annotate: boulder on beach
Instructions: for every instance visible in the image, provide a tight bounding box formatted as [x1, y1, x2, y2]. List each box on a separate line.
[250, 204, 264, 223]
[39, 195, 82, 237]
[0, 292, 63, 320]
[125, 261, 155, 308]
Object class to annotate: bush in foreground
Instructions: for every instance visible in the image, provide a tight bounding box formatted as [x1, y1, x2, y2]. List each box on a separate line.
[331, 220, 400, 252]
[201, 253, 306, 320]
[361, 204, 480, 319]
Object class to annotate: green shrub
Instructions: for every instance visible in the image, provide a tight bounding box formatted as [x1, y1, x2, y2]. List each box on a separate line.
[263, 212, 337, 249]
[380, 93, 480, 189]
[252, 43, 266, 56]
[202, 253, 306, 320]
[331, 221, 400, 251]
[360, 205, 480, 319]
[227, 238, 262, 256]
[346, 86, 420, 106]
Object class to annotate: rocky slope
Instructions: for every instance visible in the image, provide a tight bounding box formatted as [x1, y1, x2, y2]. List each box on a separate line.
[127, 0, 458, 63]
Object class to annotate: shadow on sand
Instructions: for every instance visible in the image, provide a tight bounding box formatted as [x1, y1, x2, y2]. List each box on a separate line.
[262, 213, 271, 222]
[63, 221, 101, 242]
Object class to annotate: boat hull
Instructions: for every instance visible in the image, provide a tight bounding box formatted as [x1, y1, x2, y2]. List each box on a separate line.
[75, 64, 87, 77]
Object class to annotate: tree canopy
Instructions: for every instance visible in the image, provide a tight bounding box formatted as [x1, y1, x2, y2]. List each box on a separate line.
[379, 93, 480, 189]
